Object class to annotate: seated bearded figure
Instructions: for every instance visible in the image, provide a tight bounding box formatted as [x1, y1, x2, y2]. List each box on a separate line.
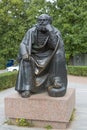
[15, 14, 67, 98]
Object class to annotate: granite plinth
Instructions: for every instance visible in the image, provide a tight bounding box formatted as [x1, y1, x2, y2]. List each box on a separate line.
[5, 88, 75, 129]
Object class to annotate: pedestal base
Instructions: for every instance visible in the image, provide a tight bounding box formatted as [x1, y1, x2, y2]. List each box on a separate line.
[5, 88, 75, 129]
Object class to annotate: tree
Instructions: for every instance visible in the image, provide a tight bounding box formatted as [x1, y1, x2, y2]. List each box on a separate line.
[0, 0, 46, 68]
[0, 0, 87, 68]
[46, 0, 87, 64]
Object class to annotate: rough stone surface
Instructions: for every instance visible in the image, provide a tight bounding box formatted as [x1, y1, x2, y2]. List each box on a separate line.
[5, 88, 75, 129]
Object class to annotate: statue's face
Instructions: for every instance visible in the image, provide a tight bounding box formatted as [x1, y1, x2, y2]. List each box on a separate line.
[38, 18, 49, 26]
[37, 14, 50, 32]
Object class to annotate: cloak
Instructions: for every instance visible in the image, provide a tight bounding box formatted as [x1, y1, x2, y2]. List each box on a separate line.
[15, 26, 67, 93]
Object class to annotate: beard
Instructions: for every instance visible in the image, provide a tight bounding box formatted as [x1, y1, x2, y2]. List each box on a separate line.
[36, 24, 48, 33]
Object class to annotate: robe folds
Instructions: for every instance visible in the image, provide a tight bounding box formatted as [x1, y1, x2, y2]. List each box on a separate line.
[15, 26, 67, 93]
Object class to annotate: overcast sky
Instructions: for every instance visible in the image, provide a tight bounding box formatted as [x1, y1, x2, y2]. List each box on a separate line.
[46, 0, 56, 3]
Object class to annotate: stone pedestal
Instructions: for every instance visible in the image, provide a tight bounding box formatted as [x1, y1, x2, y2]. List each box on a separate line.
[5, 88, 75, 129]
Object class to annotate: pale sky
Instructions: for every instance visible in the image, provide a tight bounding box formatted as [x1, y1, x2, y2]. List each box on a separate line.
[46, 0, 56, 3]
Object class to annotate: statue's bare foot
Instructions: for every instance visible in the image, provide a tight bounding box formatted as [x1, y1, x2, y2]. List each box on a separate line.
[21, 91, 31, 98]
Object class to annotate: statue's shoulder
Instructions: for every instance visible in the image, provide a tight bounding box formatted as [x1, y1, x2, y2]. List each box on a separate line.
[27, 26, 36, 33]
[53, 26, 60, 34]
[53, 26, 62, 37]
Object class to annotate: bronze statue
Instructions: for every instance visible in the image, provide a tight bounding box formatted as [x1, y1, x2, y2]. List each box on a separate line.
[15, 14, 67, 98]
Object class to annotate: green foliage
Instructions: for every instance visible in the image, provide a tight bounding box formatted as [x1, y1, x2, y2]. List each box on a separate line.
[44, 125, 53, 130]
[46, 0, 87, 59]
[0, 57, 6, 69]
[65, 53, 71, 64]
[69, 108, 76, 122]
[0, 0, 47, 69]
[0, 71, 17, 91]
[68, 66, 87, 76]
[6, 118, 34, 127]
[17, 118, 29, 126]
[17, 118, 34, 127]
[0, 0, 26, 68]
[0, 0, 87, 68]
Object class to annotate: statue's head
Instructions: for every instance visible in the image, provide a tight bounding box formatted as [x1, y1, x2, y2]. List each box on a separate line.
[36, 14, 52, 32]
[37, 14, 52, 26]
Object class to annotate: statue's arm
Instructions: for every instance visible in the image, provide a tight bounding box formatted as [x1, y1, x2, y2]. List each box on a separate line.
[17, 31, 29, 62]
[48, 27, 65, 51]
[45, 24, 59, 49]
[48, 31, 58, 49]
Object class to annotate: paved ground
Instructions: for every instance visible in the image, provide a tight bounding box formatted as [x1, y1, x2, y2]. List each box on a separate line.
[0, 75, 87, 130]
[68, 75, 87, 130]
[0, 70, 7, 74]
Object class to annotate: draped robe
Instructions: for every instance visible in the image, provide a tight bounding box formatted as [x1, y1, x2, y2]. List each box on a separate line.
[15, 26, 67, 94]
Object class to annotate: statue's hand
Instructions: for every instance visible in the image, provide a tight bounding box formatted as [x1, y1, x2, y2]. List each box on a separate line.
[22, 54, 29, 61]
[45, 24, 53, 32]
